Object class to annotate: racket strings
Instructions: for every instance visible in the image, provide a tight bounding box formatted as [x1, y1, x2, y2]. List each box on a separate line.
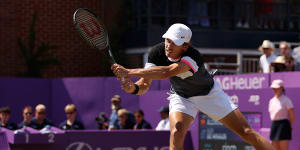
[75, 10, 108, 50]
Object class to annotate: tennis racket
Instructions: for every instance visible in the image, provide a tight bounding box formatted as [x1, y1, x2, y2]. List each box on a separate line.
[73, 8, 116, 66]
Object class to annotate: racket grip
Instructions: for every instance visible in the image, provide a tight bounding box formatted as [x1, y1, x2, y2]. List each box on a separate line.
[121, 77, 126, 84]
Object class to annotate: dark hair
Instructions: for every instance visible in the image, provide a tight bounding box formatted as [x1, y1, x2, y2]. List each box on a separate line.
[273, 63, 286, 72]
[182, 42, 191, 48]
[134, 109, 144, 117]
[23, 106, 32, 112]
[0, 106, 11, 114]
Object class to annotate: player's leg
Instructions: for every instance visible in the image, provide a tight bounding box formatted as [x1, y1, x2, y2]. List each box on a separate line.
[167, 93, 198, 150]
[278, 140, 289, 150]
[271, 141, 280, 150]
[169, 111, 194, 150]
[219, 109, 274, 150]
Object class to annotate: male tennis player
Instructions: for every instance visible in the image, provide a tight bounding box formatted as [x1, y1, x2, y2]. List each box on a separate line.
[111, 23, 274, 150]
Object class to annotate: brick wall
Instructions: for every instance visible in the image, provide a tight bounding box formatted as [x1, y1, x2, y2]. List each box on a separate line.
[0, 0, 123, 77]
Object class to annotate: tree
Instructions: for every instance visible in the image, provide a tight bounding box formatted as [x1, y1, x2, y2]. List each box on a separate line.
[18, 12, 61, 77]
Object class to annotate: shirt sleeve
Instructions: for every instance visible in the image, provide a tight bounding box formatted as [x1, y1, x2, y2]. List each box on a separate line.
[155, 120, 163, 130]
[144, 62, 156, 69]
[285, 97, 294, 109]
[180, 50, 204, 73]
[181, 56, 199, 73]
[259, 56, 263, 68]
[145, 43, 165, 68]
[268, 99, 272, 112]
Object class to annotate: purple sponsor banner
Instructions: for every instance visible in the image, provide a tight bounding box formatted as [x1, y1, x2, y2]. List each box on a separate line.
[0, 128, 14, 144]
[214, 73, 270, 90]
[0, 131, 10, 150]
[65, 130, 171, 150]
[6, 130, 193, 150]
[159, 79, 171, 90]
[270, 72, 300, 88]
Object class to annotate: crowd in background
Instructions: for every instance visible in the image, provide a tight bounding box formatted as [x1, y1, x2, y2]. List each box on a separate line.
[258, 40, 300, 73]
[129, 0, 300, 31]
[104, 95, 169, 131]
[0, 95, 170, 132]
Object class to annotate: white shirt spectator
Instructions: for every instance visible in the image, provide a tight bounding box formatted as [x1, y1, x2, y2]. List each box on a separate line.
[269, 95, 294, 121]
[155, 118, 170, 131]
[259, 54, 276, 73]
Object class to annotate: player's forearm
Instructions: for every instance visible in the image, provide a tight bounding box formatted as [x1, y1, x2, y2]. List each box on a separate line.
[128, 66, 173, 80]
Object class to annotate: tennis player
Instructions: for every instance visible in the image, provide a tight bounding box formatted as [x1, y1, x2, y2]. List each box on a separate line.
[111, 23, 274, 150]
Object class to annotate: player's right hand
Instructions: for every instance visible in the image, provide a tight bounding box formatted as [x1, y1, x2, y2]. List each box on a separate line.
[111, 64, 129, 78]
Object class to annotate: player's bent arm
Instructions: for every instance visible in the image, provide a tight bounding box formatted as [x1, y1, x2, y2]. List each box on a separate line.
[135, 78, 152, 95]
[128, 62, 191, 80]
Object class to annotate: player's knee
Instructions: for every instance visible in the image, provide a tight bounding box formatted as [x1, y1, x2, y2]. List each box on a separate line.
[171, 121, 185, 137]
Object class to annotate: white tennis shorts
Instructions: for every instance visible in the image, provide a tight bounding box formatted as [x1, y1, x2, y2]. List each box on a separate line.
[168, 80, 237, 121]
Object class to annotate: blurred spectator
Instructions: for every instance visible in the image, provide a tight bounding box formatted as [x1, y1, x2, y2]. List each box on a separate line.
[95, 112, 109, 130]
[155, 106, 170, 131]
[108, 95, 123, 130]
[258, 40, 277, 73]
[116, 108, 135, 129]
[236, 0, 252, 28]
[279, 41, 291, 57]
[270, 56, 287, 72]
[18, 106, 37, 129]
[0, 106, 18, 130]
[108, 95, 135, 130]
[292, 43, 300, 71]
[32, 104, 53, 130]
[256, 0, 273, 29]
[133, 109, 152, 130]
[279, 41, 295, 71]
[207, 0, 218, 27]
[169, 0, 183, 23]
[188, 0, 210, 27]
[269, 80, 295, 150]
[59, 104, 84, 130]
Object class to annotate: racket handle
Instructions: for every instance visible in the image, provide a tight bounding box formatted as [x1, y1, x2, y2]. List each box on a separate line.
[121, 77, 126, 83]
[100, 49, 116, 66]
[108, 48, 116, 64]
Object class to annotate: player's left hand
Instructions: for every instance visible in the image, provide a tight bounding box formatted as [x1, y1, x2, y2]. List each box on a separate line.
[120, 77, 136, 93]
